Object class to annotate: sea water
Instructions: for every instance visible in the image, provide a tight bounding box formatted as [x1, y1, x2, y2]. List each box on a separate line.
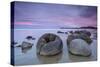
[13, 29, 97, 65]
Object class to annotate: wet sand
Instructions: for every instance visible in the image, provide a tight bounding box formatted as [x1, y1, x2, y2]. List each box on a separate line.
[13, 29, 97, 65]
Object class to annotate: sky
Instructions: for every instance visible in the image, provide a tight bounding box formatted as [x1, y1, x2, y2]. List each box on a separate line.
[12, 1, 97, 29]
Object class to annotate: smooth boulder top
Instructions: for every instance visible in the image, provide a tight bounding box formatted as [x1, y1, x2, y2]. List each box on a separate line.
[36, 33, 63, 56]
[69, 39, 91, 57]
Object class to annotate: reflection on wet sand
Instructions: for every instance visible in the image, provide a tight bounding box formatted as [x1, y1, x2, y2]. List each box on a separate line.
[36, 52, 63, 64]
[68, 40, 97, 62]
[14, 29, 97, 65]
[68, 53, 92, 62]
[21, 46, 32, 53]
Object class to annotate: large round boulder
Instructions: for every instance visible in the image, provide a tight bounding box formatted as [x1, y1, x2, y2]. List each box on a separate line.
[67, 31, 92, 57]
[68, 39, 91, 56]
[37, 33, 63, 56]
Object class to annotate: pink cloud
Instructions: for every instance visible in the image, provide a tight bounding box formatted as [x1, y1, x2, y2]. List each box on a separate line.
[49, 16, 97, 27]
[15, 15, 96, 27]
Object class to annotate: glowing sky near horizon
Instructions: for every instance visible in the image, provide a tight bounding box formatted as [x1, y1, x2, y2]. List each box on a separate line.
[13, 2, 97, 29]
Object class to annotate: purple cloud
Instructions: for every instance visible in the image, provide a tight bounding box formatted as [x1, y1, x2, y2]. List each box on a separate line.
[12, 1, 97, 29]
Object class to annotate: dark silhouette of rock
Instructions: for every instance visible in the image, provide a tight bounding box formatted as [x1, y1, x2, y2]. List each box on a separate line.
[69, 31, 74, 34]
[37, 33, 63, 56]
[57, 31, 64, 34]
[65, 32, 68, 34]
[26, 36, 35, 40]
[80, 26, 97, 29]
[74, 30, 81, 34]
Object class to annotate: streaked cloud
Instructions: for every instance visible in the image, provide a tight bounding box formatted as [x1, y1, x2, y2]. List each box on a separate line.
[13, 1, 97, 29]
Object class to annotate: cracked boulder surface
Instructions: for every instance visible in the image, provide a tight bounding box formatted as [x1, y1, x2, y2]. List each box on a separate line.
[36, 33, 63, 56]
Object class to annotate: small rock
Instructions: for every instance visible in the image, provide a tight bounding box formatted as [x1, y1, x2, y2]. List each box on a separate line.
[21, 41, 33, 49]
[69, 31, 74, 34]
[26, 36, 35, 40]
[65, 32, 68, 34]
[57, 31, 64, 34]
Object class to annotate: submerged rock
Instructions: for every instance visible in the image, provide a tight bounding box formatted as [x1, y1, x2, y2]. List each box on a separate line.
[68, 39, 91, 56]
[26, 36, 36, 40]
[65, 32, 68, 34]
[37, 33, 63, 56]
[69, 31, 74, 34]
[57, 31, 64, 34]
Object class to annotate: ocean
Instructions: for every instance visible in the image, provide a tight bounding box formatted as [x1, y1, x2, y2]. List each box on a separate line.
[13, 29, 97, 65]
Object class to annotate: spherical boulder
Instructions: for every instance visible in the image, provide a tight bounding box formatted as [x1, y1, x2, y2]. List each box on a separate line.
[67, 31, 92, 57]
[68, 39, 91, 56]
[37, 33, 63, 56]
